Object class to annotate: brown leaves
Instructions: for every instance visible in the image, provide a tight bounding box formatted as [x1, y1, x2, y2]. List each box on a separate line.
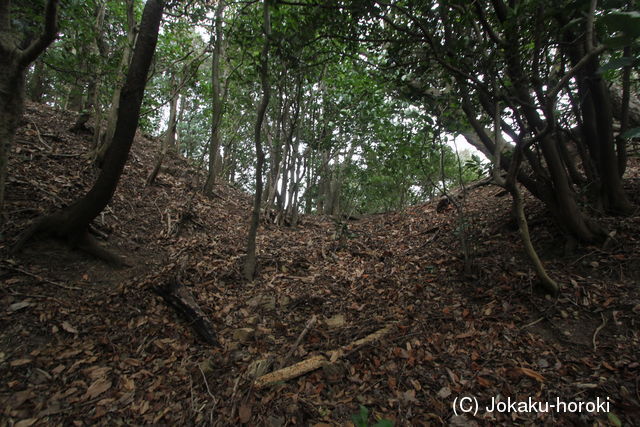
[511, 367, 545, 383]
[9, 358, 32, 367]
[238, 403, 253, 423]
[83, 378, 112, 400]
[61, 321, 78, 334]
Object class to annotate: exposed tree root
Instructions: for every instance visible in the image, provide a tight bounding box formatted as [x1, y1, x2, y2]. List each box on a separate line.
[509, 183, 560, 295]
[14, 216, 127, 267]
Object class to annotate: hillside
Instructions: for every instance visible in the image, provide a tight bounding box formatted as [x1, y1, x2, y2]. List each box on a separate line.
[1, 103, 640, 425]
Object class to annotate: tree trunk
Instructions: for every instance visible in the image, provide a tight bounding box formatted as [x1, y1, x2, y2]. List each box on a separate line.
[0, 0, 60, 215]
[93, 0, 136, 166]
[146, 90, 179, 186]
[243, 0, 271, 281]
[16, 0, 164, 261]
[203, 0, 226, 195]
[28, 59, 47, 102]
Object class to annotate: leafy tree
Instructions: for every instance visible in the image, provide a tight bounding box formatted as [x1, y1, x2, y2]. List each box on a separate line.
[17, 0, 165, 262]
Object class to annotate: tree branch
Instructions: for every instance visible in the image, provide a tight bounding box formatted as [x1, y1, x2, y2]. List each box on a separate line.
[19, 0, 60, 67]
[547, 44, 605, 100]
[586, 0, 597, 53]
[0, 0, 10, 33]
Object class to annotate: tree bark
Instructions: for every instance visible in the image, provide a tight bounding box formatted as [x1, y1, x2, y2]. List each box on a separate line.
[243, 0, 271, 281]
[93, 0, 136, 166]
[203, 0, 226, 195]
[146, 90, 179, 186]
[16, 0, 164, 261]
[28, 59, 47, 102]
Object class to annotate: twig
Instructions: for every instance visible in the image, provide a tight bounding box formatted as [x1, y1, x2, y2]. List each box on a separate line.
[521, 316, 545, 329]
[592, 312, 608, 351]
[198, 364, 217, 401]
[7, 291, 65, 305]
[280, 315, 317, 369]
[229, 376, 241, 419]
[28, 119, 52, 150]
[1, 263, 82, 290]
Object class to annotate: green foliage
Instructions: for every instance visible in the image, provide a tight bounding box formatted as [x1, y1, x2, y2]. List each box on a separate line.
[464, 154, 490, 179]
[351, 405, 393, 427]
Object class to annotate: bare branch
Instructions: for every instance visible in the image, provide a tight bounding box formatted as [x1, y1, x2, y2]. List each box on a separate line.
[547, 45, 605, 101]
[19, 0, 60, 67]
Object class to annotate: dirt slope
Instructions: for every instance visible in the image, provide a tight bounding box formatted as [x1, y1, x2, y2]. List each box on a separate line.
[1, 103, 639, 426]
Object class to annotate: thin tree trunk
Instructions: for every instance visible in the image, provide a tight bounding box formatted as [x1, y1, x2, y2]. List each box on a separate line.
[243, 0, 271, 281]
[93, 0, 136, 166]
[616, 47, 631, 176]
[28, 59, 46, 102]
[204, 0, 226, 195]
[147, 90, 179, 186]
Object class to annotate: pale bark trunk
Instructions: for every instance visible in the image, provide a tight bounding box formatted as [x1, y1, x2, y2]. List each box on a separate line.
[94, 0, 136, 165]
[146, 90, 178, 186]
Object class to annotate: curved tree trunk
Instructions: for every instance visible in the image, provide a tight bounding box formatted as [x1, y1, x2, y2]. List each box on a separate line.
[16, 0, 164, 262]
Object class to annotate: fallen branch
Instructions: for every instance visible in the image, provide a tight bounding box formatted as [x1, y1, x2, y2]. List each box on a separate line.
[153, 282, 218, 346]
[254, 323, 396, 389]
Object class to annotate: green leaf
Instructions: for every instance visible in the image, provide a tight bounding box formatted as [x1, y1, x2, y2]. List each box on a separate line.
[351, 405, 369, 427]
[603, 35, 633, 49]
[620, 127, 640, 139]
[373, 420, 394, 427]
[607, 412, 622, 427]
[598, 56, 635, 73]
[600, 11, 640, 38]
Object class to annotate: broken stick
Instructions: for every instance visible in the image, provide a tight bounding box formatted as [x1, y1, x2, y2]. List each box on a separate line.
[254, 323, 396, 389]
[279, 315, 317, 369]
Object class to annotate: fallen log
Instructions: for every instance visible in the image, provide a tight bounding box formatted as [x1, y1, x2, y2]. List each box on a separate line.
[254, 323, 395, 389]
[153, 282, 218, 346]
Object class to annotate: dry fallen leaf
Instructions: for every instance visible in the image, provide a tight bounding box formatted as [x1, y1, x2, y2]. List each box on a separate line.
[8, 301, 32, 313]
[239, 403, 252, 423]
[514, 367, 545, 383]
[61, 321, 78, 334]
[15, 419, 38, 427]
[10, 358, 32, 367]
[83, 378, 112, 400]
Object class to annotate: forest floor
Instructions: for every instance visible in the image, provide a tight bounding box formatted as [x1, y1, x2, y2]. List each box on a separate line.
[1, 102, 640, 426]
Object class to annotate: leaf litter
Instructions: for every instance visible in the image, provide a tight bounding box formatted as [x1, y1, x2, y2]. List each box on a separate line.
[0, 103, 639, 425]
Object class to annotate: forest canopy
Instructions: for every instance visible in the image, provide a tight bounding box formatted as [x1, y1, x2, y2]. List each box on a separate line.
[1, 0, 638, 256]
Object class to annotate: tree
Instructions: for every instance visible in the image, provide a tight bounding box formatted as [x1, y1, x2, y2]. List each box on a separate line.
[362, 0, 636, 245]
[16, 0, 165, 263]
[92, 0, 137, 166]
[243, 0, 271, 280]
[0, 0, 60, 216]
[203, 0, 226, 195]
